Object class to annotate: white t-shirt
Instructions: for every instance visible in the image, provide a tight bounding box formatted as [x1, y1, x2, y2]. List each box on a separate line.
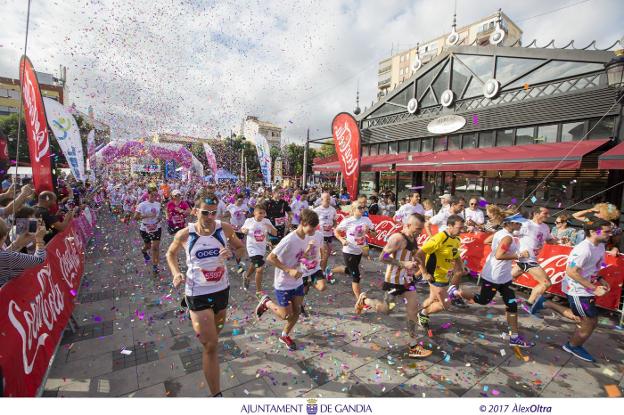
[481, 229, 517, 284]
[216, 200, 227, 219]
[314, 205, 337, 237]
[517, 221, 552, 263]
[393, 203, 425, 224]
[336, 216, 374, 255]
[227, 203, 249, 230]
[561, 239, 605, 297]
[429, 209, 464, 233]
[136, 201, 162, 232]
[300, 231, 324, 277]
[290, 200, 309, 225]
[271, 231, 307, 290]
[464, 208, 485, 225]
[241, 217, 273, 257]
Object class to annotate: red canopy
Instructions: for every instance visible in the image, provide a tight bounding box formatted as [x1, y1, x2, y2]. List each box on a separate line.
[598, 142, 624, 170]
[395, 139, 609, 172]
[360, 153, 405, 172]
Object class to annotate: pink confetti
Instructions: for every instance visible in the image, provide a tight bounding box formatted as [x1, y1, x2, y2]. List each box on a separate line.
[69, 289, 77, 296]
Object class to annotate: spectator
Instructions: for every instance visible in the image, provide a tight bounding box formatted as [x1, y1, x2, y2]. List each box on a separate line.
[464, 197, 485, 232]
[572, 203, 621, 255]
[34, 191, 77, 243]
[0, 183, 35, 219]
[368, 196, 380, 215]
[0, 217, 47, 287]
[551, 214, 576, 246]
[422, 198, 435, 220]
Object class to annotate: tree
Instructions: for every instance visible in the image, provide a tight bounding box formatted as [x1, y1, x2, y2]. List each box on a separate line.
[314, 141, 336, 159]
[0, 113, 66, 166]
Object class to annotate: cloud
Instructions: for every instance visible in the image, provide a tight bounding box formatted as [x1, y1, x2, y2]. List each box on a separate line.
[0, 0, 621, 145]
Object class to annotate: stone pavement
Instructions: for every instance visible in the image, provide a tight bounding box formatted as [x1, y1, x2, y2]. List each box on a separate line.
[43, 211, 624, 398]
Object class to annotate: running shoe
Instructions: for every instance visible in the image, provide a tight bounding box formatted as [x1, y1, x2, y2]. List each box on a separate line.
[152, 265, 159, 275]
[237, 262, 245, 275]
[562, 342, 596, 362]
[279, 335, 297, 351]
[300, 304, 308, 318]
[255, 295, 270, 319]
[141, 250, 151, 261]
[530, 296, 546, 316]
[451, 297, 468, 308]
[509, 335, 535, 348]
[447, 285, 468, 308]
[325, 266, 336, 284]
[417, 311, 430, 331]
[354, 292, 367, 315]
[408, 344, 433, 358]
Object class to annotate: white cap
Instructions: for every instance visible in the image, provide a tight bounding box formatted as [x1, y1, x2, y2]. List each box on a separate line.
[439, 193, 452, 200]
[172, 189, 181, 196]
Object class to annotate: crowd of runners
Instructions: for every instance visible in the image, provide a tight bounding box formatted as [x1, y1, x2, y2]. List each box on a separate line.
[80, 173, 621, 397]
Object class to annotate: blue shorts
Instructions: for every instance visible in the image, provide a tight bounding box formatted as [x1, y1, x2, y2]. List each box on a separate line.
[274, 284, 305, 307]
[566, 295, 598, 318]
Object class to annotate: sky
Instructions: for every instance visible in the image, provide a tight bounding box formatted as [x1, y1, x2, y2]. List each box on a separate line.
[0, 0, 622, 144]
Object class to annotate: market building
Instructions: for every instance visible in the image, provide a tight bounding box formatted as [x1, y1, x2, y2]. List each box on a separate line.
[313, 34, 624, 217]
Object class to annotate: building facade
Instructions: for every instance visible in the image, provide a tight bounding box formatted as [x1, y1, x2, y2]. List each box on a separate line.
[0, 72, 66, 116]
[315, 41, 624, 223]
[378, 10, 522, 97]
[240, 115, 282, 148]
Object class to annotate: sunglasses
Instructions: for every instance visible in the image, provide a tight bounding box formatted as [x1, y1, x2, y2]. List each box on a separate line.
[470, 203, 477, 206]
[198, 209, 218, 216]
[356, 206, 366, 210]
[555, 221, 565, 224]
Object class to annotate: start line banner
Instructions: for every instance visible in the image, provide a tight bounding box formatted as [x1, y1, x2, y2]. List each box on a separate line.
[0, 208, 97, 397]
[336, 212, 624, 311]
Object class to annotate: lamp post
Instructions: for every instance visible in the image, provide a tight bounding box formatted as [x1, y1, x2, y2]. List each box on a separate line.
[240, 136, 246, 185]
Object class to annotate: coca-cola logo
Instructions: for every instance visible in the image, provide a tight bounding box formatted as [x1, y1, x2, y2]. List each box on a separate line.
[8, 264, 65, 374]
[56, 231, 83, 289]
[373, 220, 402, 242]
[538, 254, 571, 285]
[333, 121, 359, 176]
[21, 64, 49, 163]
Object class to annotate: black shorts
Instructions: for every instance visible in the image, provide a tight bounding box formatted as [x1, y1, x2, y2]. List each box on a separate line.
[323, 236, 334, 244]
[473, 279, 518, 313]
[167, 224, 184, 235]
[250, 255, 265, 268]
[140, 228, 162, 243]
[182, 287, 230, 313]
[567, 295, 598, 318]
[268, 226, 285, 244]
[516, 262, 540, 273]
[303, 270, 325, 288]
[235, 231, 245, 241]
[382, 281, 415, 297]
[343, 252, 362, 283]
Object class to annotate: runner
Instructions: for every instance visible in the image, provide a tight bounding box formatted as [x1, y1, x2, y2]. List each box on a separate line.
[333, 199, 376, 302]
[289, 190, 309, 231]
[166, 189, 191, 235]
[135, 184, 163, 274]
[225, 193, 249, 241]
[511, 206, 556, 313]
[254, 209, 320, 351]
[455, 213, 535, 348]
[121, 185, 137, 224]
[356, 213, 433, 358]
[266, 189, 292, 247]
[530, 219, 612, 362]
[299, 225, 327, 317]
[314, 192, 338, 283]
[166, 191, 245, 397]
[240, 203, 278, 294]
[415, 214, 465, 332]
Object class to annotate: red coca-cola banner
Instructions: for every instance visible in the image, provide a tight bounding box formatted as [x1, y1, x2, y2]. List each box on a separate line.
[19, 56, 53, 193]
[336, 212, 624, 311]
[0, 208, 96, 397]
[331, 113, 361, 201]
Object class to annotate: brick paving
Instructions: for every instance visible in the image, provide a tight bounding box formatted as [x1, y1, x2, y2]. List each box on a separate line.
[43, 211, 624, 397]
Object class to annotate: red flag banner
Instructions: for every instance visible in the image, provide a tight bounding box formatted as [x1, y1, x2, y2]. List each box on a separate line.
[331, 112, 361, 201]
[0, 209, 97, 396]
[335, 211, 624, 311]
[19, 56, 53, 193]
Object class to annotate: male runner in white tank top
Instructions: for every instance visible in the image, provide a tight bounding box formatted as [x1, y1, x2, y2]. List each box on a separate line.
[166, 191, 244, 397]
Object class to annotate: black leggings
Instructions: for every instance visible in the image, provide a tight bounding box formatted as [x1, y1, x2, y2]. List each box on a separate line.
[473, 280, 518, 313]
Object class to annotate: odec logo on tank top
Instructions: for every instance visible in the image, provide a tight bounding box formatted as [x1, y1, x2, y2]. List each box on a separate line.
[195, 248, 220, 259]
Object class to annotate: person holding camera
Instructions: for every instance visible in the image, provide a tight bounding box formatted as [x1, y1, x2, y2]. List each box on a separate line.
[34, 191, 78, 243]
[0, 217, 47, 287]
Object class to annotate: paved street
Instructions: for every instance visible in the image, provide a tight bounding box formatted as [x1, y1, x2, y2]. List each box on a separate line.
[43, 212, 624, 398]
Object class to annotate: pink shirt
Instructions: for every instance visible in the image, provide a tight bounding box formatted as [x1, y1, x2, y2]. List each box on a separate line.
[166, 200, 190, 227]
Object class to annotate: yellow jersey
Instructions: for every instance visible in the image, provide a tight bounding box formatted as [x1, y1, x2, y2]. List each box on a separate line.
[421, 231, 460, 284]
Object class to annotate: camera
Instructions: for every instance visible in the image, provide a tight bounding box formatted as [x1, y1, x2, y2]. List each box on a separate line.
[15, 218, 38, 234]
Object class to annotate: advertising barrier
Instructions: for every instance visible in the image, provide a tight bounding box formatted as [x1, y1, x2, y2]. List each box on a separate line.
[0, 208, 97, 397]
[336, 212, 624, 311]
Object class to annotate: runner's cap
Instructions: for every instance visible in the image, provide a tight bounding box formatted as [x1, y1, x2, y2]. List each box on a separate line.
[503, 213, 528, 223]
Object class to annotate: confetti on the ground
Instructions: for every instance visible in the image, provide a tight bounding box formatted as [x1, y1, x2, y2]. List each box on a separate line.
[120, 349, 132, 355]
[604, 384, 621, 397]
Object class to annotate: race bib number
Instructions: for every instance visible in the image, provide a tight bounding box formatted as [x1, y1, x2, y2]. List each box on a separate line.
[172, 214, 184, 225]
[275, 217, 286, 226]
[201, 267, 225, 282]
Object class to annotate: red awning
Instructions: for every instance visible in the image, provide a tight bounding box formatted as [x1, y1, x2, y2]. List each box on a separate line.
[395, 139, 610, 172]
[360, 154, 405, 172]
[312, 160, 341, 172]
[598, 142, 624, 170]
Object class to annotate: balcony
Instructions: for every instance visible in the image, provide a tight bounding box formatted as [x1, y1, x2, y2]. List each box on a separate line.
[378, 77, 391, 87]
[378, 65, 391, 75]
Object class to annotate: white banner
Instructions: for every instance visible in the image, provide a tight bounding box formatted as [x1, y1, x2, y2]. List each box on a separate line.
[203, 143, 218, 177]
[43, 98, 86, 183]
[87, 129, 95, 182]
[254, 134, 271, 186]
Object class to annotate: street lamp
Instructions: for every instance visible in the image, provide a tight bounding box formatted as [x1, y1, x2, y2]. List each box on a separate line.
[605, 49, 624, 98]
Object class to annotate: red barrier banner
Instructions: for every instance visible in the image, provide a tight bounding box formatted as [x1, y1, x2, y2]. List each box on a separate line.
[331, 113, 361, 201]
[0, 208, 96, 396]
[335, 211, 624, 311]
[19, 56, 53, 193]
